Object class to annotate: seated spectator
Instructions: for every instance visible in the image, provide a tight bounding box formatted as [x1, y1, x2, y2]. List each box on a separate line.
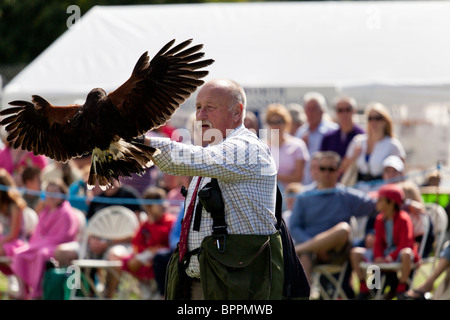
[108, 186, 176, 299]
[320, 95, 365, 159]
[290, 151, 377, 284]
[341, 102, 405, 190]
[21, 166, 42, 210]
[265, 103, 309, 191]
[295, 92, 338, 185]
[350, 184, 419, 299]
[303, 151, 322, 191]
[10, 178, 79, 299]
[380, 156, 433, 257]
[0, 168, 28, 275]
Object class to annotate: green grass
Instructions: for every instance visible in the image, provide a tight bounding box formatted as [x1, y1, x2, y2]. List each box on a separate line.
[0, 272, 8, 300]
[349, 261, 447, 299]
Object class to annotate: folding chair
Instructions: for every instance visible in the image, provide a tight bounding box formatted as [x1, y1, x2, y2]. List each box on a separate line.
[410, 203, 449, 286]
[70, 205, 140, 299]
[310, 216, 359, 300]
[359, 202, 448, 299]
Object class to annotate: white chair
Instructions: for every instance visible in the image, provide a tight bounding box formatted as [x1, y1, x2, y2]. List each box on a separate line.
[410, 203, 449, 286]
[70, 205, 140, 299]
[310, 216, 359, 300]
[72, 208, 87, 242]
[359, 202, 448, 299]
[23, 207, 39, 239]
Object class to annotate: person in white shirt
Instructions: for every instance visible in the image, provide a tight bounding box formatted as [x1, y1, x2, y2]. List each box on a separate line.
[341, 102, 405, 191]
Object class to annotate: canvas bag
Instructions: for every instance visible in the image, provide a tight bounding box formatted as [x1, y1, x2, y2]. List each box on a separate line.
[165, 180, 310, 300]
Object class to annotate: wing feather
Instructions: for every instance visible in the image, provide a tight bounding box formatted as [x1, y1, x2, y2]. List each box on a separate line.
[0, 96, 87, 162]
[108, 38, 214, 140]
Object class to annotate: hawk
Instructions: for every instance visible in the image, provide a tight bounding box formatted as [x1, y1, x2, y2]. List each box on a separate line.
[0, 39, 214, 190]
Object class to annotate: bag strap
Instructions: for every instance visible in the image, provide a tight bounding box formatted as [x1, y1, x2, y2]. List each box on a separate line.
[275, 186, 283, 230]
[208, 178, 227, 235]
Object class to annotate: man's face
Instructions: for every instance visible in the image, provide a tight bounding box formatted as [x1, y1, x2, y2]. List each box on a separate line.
[318, 157, 339, 188]
[335, 100, 354, 125]
[195, 82, 241, 145]
[304, 99, 323, 128]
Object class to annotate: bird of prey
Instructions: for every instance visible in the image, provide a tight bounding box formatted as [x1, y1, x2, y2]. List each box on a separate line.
[0, 39, 214, 190]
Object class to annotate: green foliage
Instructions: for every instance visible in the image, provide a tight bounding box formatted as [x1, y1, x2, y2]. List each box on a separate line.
[0, 0, 204, 64]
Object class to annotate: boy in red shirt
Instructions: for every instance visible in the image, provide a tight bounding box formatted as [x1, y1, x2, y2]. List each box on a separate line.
[350, 183, 419, 299]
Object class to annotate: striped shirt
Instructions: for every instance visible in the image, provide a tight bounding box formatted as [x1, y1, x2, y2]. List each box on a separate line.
[149, 124, 278, 277]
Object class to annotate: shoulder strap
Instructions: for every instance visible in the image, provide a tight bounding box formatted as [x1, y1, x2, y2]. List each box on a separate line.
[275, 186, 283, 230]
[209, 178, 227, 235]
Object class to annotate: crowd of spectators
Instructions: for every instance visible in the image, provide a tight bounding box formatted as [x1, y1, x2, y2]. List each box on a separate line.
[0, 91, 448, 300]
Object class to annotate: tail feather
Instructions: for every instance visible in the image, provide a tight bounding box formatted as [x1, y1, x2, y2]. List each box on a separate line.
[87, 140, 160, 190]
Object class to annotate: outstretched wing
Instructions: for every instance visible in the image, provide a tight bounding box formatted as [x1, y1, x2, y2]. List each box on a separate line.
[108, 38, 214, 140]
[0, 95, 86, 162]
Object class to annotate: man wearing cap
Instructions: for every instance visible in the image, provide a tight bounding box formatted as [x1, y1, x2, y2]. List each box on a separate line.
[350, 183, 419, 299]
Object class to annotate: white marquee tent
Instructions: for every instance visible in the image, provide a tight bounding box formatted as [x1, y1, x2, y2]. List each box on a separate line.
[2, 1, 450, 171]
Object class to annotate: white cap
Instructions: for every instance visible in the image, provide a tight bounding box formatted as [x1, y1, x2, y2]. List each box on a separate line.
[382, 155, 404, 173]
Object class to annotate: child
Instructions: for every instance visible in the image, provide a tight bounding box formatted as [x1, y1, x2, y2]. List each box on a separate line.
[350, 183, 419, 299]
[119, 186, 175, 298]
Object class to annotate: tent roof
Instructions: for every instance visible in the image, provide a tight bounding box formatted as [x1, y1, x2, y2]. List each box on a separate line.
[3, 1, 450, 109]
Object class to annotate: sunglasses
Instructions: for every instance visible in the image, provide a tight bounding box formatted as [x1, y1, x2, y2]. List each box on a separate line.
[368, 115, 384, 121]
[319, 166, 338, 172]
[336, 107, 352, 113]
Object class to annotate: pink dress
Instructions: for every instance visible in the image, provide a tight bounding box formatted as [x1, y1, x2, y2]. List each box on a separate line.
[11, 200, 79, 298]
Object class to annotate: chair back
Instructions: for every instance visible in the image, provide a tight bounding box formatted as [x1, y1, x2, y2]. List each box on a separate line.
[23, 207, 38, 238]
[72, 208, 87, 242]
[424, 202, 449, 260]
[78, 206, 139, 259]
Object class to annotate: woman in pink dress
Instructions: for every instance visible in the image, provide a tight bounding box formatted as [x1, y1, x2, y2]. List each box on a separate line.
[11, 178, 79, 299]
[0, 168, 27, 275]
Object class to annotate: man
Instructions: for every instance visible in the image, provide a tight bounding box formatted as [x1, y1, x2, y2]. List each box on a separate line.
[290, 151, 377, 284]
[320, 96, 365, 159]
[141, 79, 284, 300]
[295, 92, 338, 185]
